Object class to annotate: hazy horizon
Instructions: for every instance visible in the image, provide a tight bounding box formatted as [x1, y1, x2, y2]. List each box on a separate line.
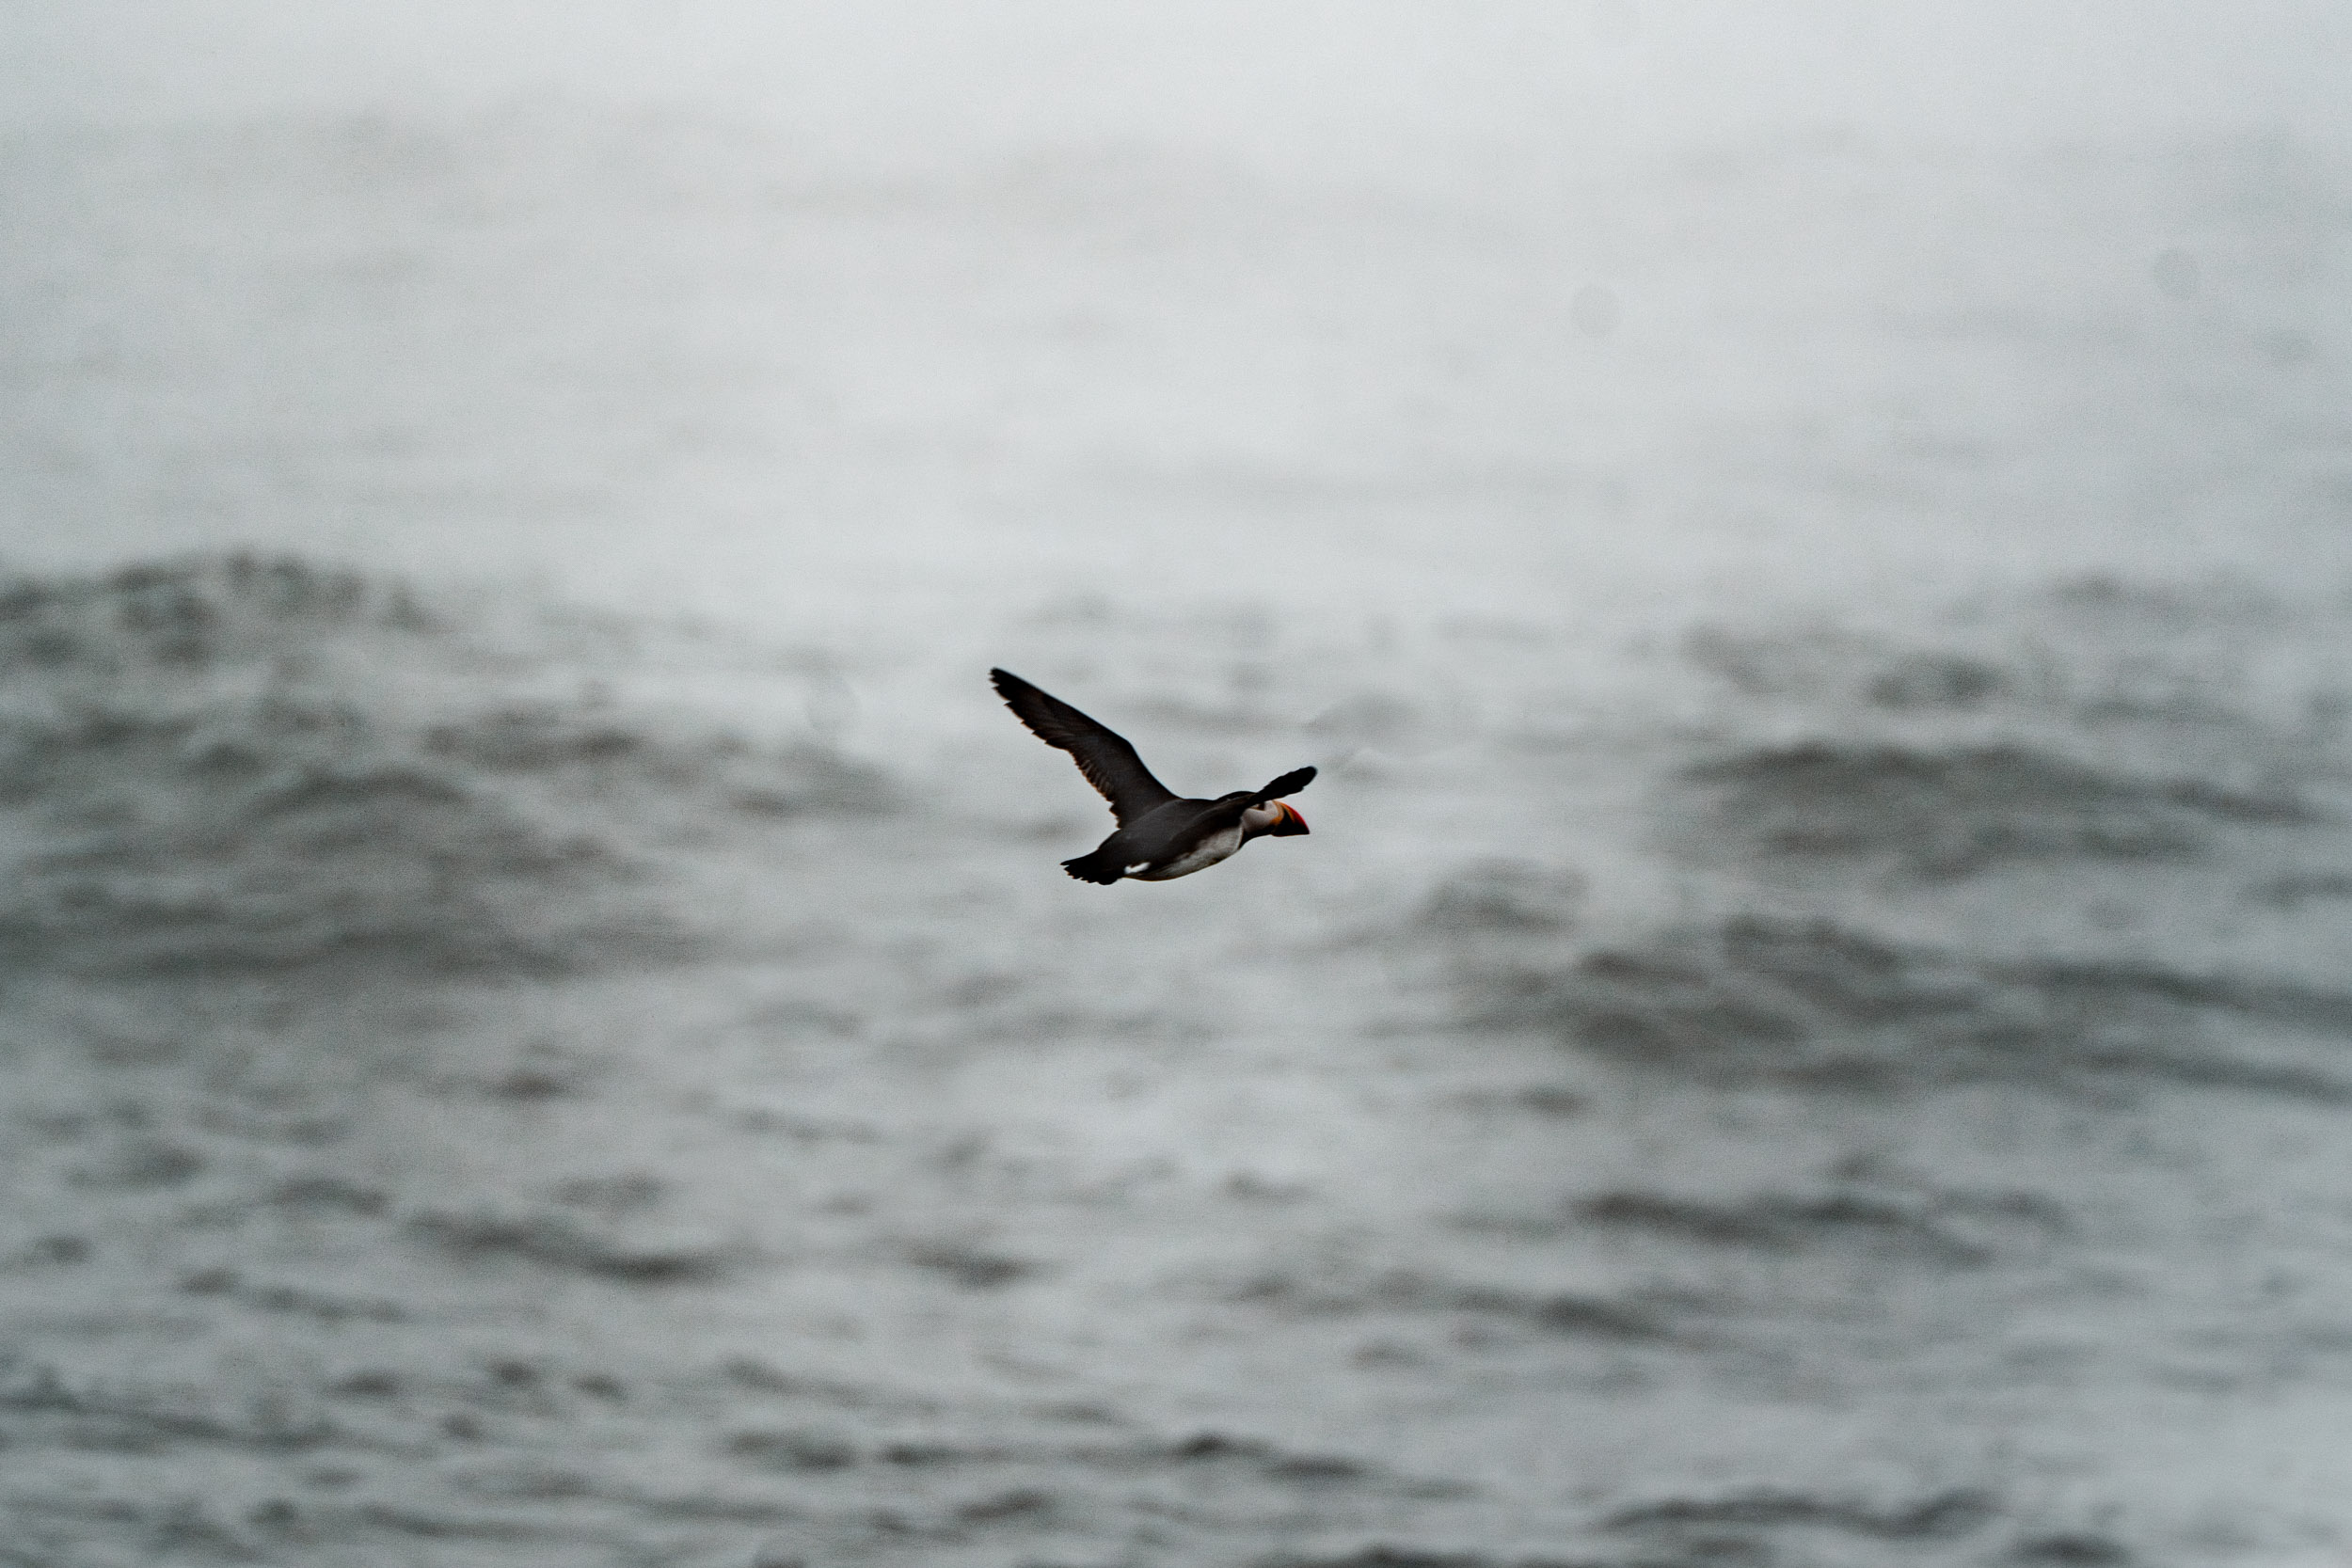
[8, 2, 2352, 181]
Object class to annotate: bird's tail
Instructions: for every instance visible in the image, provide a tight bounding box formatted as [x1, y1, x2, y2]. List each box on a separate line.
[1061, 849, 1126, 885]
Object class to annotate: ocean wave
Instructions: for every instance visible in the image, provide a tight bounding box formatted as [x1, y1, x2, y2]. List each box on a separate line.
[2009, 1531, 2135, 1564]
[0, 553, 897, 975]
[405, 1208, 738, 1285]
[0, 1353, 340, 1452]
[1232, 1265, 1687, 1342]
[1683, 578, 2326, 736]
[1604, 1484, 2000, 1540]
[714, 1422, 1382, 1488]
[0, 553, 436, 675]
[1413, 861, 1588, 938]
[420, 702, 895, 818]
[1686, 623, 2020, 711]
[1570, 1187, 2029, 1267]
[1263, 1551, 1577, 1568]
[1465, 915, 2352, 1097]
[2246, 869, 2352, 908]
[1680, 741, 2321, 879]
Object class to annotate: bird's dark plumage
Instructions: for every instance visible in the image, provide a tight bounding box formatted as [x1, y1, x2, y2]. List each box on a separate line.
[990, 668, 1315, 884]
[989, 668, 1176, 826]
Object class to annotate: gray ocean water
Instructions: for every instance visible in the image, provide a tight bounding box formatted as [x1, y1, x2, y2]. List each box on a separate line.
[4, 105, 2352, 1566]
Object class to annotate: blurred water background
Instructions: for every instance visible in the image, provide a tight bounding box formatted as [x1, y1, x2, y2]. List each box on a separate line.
[6, 6, 2352, 1565]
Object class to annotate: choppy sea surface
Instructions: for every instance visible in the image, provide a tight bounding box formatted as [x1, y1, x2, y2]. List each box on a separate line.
[4, 108, 2352, 1567]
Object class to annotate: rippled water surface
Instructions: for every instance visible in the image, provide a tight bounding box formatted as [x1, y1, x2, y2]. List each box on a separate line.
[4, 110, 2352, 1567]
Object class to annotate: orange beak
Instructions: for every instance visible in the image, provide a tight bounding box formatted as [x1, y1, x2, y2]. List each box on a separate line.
[1268, 800, 1310, 837]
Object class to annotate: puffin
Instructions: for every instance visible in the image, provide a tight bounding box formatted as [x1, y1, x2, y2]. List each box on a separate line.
[990, 668, 1313, 884]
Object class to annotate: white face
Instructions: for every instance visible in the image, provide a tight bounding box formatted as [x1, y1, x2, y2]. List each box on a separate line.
[1239, 802, 1283, 832]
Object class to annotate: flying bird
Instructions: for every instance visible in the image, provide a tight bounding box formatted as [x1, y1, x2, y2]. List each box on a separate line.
[990, 668, 1313, 884]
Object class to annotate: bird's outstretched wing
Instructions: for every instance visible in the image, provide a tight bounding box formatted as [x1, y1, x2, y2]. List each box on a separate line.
[1249, 767, 1316, 804]
[991, 669, 1180, 827]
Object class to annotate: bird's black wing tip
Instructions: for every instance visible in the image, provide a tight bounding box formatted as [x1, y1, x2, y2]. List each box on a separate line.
[990, 668, 1038, 712]
[1258, 766, 1317, 800]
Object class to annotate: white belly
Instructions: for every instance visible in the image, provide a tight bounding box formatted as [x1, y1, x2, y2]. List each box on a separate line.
[1125, 824, 1244, 880]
